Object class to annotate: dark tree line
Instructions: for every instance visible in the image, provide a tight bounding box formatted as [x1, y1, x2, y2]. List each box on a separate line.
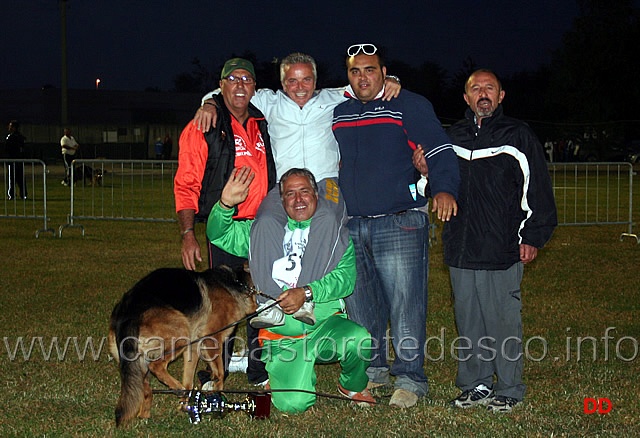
[172, 0, 639, 134]
[546, 0, 640, 123]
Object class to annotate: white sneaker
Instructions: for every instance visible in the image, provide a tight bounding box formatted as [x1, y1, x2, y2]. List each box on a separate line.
[449, 384, 494, 408]
[486, 395, 519, 413]
[228, 354, 248, 373]
[292, 301, 316, 325]
[253, 378, 269, 388]
[250, 299, 285, 328]
[201, 381, 216, 391]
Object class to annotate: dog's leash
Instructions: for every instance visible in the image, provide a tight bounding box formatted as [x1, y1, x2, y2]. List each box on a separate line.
[157, 289, 283, 358]
[153, 387, 378, 423]
[152, 387, 379, 405]
[186, 291, 281, 346]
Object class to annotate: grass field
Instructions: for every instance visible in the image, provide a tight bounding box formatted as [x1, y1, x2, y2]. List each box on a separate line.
[1, 165, 639, 436]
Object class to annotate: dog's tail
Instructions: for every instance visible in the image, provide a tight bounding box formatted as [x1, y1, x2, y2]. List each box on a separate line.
[112, 312, 147, 427]
[115, 353, 148, 427]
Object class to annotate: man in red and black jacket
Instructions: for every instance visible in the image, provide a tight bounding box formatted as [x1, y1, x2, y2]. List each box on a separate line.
[174, 58, 276, 386]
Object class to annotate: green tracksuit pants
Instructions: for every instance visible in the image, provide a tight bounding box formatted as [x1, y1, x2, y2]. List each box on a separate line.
[261, 313, 371, 413]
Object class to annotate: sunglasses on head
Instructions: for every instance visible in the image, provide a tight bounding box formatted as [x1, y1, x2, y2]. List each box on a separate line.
[347, 44, 378, 57]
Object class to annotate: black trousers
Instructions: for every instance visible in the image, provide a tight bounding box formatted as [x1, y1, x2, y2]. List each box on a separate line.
[63, 154, 74, 184]
[7, 161, 27, 199]
[207, 240, 268, 384]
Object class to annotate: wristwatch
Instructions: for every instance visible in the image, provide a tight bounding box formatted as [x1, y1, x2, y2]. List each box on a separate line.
[303, 285, 313, 302]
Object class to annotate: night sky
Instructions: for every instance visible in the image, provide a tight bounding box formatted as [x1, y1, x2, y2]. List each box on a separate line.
[2, 1, 587, 91]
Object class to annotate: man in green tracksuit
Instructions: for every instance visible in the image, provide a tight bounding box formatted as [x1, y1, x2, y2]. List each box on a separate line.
[207, 166, 374, 413]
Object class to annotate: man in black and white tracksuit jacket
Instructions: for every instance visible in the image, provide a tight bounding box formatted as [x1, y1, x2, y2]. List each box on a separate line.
[442, 69, 557, 413]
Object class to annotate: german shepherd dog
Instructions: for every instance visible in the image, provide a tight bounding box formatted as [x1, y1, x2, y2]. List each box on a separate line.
[73, 164, 103, 186]
[108, 265, 257, 427]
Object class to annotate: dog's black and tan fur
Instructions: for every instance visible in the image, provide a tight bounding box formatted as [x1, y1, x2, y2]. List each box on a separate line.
[73, 164, 103, 186]
[108, 265, 257, 427]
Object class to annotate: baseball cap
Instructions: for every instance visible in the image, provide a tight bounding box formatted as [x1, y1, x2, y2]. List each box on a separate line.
[221, 58, 255, 79]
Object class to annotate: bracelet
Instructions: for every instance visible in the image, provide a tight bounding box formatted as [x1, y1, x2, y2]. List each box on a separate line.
[203, 101, 217, 107]
[386, 75, 401, 85]
[181, 227, 194, 238]
[219, 199, 234, 210]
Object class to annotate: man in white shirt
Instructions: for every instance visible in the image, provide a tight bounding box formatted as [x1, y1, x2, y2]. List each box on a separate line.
[60, 128, 79, 186]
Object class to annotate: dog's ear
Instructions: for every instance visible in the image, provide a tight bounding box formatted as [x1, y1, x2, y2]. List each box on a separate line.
[239, 262, 254, 290]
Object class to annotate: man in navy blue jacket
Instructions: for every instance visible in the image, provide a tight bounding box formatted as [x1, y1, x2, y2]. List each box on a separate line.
[332, 43, 460, 408]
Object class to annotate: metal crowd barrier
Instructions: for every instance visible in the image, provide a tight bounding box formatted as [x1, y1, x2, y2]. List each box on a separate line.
[42, 160, 638, 244]
[1, 159, 55, 238]
[427, 162, 637, 245]
[58, 159, 178, 237]
[549, 162, 637, 243]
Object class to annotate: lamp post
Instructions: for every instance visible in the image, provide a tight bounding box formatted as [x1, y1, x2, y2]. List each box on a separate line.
[96, 78, 101, 90]
[60, 0, 68, 125]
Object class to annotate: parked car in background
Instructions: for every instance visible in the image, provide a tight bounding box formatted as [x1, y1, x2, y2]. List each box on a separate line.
[626, 140, 640, 164]
[577, 139, 640, 163]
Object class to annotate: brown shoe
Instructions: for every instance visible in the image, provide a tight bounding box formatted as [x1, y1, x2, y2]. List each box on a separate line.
[389, 389, 418, 408]
[338, 383, 376, 407]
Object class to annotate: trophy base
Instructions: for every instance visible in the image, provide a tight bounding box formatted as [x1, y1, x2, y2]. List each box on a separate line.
[185, 390, 271, 423]
[247, 392, 271, 419]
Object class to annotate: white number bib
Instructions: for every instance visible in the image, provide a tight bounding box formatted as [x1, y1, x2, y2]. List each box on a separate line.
[272, 226, 309, 289]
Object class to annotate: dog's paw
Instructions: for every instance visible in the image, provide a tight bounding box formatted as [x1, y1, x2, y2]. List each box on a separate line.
[178, 399, 190, 412]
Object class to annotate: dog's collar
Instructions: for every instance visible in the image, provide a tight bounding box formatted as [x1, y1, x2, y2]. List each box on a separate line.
[232, 279, 259, 297]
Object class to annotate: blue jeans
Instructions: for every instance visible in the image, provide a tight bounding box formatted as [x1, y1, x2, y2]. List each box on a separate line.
[345, 210, 429, 396]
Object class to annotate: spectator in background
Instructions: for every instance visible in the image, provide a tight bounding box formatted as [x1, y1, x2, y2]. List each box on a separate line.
[557, 138, 566, 162]
[162, 133, 173, 159]
[564, 138, 574, 162]
[544, 138, 554, 162]
[154, 137, 164, 159]
[5, 120, 27, 200]
[60, 128, 79, 186]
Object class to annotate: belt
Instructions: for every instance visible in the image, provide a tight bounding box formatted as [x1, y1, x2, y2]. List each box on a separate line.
[349, 209, 411, 219]
[257, 330, 307, 346]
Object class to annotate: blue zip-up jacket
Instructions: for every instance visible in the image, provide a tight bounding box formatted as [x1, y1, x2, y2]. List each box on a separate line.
[332, 88, 460, 217]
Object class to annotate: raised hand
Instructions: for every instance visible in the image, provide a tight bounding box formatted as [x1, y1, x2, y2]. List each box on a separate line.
[220, 166, 255, 208]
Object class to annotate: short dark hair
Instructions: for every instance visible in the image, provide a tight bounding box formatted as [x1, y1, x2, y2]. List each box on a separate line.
[465, 69, 502, 92]
[279, 168, 318, 196]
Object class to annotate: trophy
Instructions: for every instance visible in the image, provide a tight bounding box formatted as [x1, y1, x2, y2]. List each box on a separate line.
[185, 390, 271, 424]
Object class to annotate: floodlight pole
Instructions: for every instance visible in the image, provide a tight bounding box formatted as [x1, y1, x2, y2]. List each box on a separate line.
[60, 0, 68, 126]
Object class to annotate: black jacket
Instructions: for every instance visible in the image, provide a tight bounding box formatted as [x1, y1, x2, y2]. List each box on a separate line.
[443, 105, 557, 270]
[5, 131, 26, 158]
[196, 94, 276, 221]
